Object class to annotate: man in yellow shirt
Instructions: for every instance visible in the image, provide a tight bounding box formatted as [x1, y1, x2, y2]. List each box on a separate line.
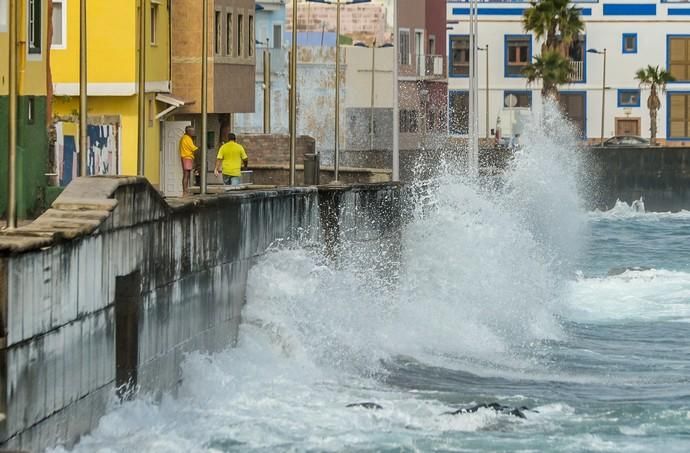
[214, 133, 248, 186]
[179, 126, 198, 196]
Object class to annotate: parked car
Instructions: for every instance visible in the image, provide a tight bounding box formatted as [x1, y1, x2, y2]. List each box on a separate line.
[602, 136, 650, 147]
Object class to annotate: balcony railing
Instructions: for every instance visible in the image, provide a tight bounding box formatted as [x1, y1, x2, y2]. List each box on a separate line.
[416, 55, 446, 79]
[570, 60, 584, 82]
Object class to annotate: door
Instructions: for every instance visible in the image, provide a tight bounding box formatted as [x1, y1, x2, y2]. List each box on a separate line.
[616, 118, 640, 136]
[559, 93, 586, 137]
[415, 30, 424, 76]
[162, 121, 191, 197]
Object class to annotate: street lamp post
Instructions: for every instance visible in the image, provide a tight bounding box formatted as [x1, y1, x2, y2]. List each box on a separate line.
[289, 0, 298, 186]
[588, 48, 607, 145]
[478, 44, 489, 139]
[468, 0, 479, 174]
[306, 0, 371, 184]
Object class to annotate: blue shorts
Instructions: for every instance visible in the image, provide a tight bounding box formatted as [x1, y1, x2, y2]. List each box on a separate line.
[223, 175, 241, 186]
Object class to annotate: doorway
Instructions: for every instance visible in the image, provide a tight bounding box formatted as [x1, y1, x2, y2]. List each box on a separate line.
[161, 121, 191, 197]
[559, 92, 586, 137]
[615, 118, 641, 136]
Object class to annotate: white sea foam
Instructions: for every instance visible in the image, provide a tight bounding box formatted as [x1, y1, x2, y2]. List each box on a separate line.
[590, 198, 690, 221]
[566, 269, 690, 322]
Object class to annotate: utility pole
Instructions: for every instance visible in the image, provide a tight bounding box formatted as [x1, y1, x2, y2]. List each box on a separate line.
[137, 0, 147, 176]
[333, 0, 342, 182]
[6, 0, 18, 229]
[201, 0, 209, 193]
[80, 0, 88, 177]
[369, 41, 376, 151]
[392, 0, 399, 181]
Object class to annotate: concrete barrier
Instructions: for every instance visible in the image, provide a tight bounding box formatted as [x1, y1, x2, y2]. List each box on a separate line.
[0, 177, 402, 451]
[588, 147, 690, 212]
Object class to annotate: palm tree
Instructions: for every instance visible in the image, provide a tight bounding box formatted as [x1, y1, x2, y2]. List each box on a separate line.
[523, 0, 584, 56]
[522, 0, 584, 97]
[523, 50, 574, 99]
[635, 65, 675, 145]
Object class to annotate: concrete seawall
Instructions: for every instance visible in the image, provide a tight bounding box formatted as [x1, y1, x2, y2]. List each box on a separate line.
[0, 177, 402, 451]
[589, 147, 690, 212]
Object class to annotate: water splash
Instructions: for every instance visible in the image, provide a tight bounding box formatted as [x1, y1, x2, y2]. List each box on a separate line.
[242, 100, 588, 378]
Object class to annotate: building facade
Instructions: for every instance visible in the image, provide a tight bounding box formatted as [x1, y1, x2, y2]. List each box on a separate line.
[163, 0, 256, 196]
[0, 0, 51, 218]
[447, 0, 690, 145]
[398, 0, 448, 151]
[51, 0, 172, 186]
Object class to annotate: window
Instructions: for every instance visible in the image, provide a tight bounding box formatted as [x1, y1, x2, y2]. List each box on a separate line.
[449, 91, 469, 135]
[428, 35, 436, 55]
[27, 97, 35, 124]
[668, 93, 690, 139]
[51, 0, 65, 48]
[0, 0, 7, 32]
[399, 29, 410, 65]
[248, 15, 254, 57]
[28, 0, 42, 54]
[669, 36, 690, 81]
[226, 13, 232, 55]
[505, 35, 531, 77]
[214, 10, 222, 55]
[400, 110, 418, 133]
[450, 35, 469, 77]
[150, 2, 159, 45]
[273, 23, 282, 49]
[237, 13, 243, 57]
[568, 35, 585, 82]
[504, 91, 531, 108]
[622, 33, 637, 54]
[617, 89, 641, 107]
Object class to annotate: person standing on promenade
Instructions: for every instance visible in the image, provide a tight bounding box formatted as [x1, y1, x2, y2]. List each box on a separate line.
[214, 133, 248, 186]
[179, 126, 198, 196]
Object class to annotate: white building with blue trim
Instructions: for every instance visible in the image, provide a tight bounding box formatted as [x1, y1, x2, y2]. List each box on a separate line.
[446, 0, 690, 145]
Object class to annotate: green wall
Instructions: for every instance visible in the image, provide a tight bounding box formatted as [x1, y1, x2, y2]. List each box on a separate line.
[0, 96, 49, 220]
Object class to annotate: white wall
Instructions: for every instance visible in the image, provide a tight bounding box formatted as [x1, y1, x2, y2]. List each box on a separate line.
[446, 2, 690, 141]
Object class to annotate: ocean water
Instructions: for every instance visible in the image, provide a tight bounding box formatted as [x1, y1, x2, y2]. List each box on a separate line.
[53, 105, 690, 452]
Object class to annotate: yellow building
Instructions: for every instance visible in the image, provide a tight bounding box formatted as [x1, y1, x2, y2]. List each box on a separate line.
[1, 0, 51, 217]
[50, 0, 174, 186]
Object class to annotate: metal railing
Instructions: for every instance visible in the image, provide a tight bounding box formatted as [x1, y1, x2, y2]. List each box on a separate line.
[416, 55, 446, 79]
[570, 60, 584, 82]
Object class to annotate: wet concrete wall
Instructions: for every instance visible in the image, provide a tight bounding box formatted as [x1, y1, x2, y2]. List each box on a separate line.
[589, 147, 690, 212]
[0, 177, 402, 451]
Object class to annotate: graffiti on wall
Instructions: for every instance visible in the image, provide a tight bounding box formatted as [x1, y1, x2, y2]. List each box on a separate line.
[54, 120, 120, 186]
[87, 125, 119, 177]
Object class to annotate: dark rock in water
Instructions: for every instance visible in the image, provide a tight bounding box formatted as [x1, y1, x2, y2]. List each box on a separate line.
[607, 266, 652, 276]
[346, 402, 383, 410]
[443, 402, 528, 419]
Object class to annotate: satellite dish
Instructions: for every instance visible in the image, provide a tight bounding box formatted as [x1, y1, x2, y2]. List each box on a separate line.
[505, 94, 518, 108]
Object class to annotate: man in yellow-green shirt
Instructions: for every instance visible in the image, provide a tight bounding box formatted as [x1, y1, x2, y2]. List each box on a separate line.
[179, 126, 198, 196]
[214, 133, 248, 186]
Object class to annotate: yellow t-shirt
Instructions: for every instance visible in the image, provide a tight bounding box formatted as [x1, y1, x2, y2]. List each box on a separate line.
[216, 141, 248, 177]
[179, 134, 198, 160]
